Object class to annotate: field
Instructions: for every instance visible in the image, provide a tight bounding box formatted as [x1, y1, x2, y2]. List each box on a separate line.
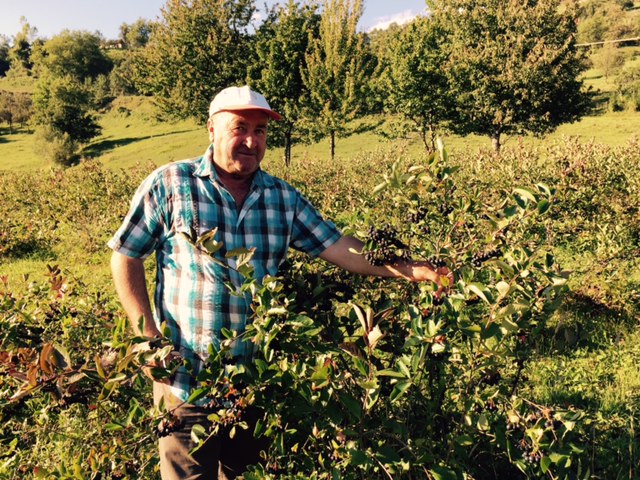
[1, 63, 640, 478]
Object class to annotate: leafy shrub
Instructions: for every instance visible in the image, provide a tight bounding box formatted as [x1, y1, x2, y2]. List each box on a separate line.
[1, 138, 639, 478]
[609, 65, 640, 112]
[34, 125, 79, 166]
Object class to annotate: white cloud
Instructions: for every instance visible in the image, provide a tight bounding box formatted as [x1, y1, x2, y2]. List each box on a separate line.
[365, 9, 425, 32]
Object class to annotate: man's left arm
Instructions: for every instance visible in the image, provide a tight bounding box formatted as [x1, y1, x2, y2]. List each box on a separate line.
[319, 236, 453, 290]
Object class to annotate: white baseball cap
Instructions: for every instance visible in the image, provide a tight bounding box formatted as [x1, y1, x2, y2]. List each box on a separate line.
[208, 85, 282, 120]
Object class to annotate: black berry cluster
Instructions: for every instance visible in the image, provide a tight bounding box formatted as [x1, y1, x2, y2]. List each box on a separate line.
[407, 205, 431, 234]
[156, 414, 183, 438]
[427, 256, 447, 268]
[438, 202, 453, 216]
[521, 446, 543, 464]
[364, 225, 410, 266]
[471, 248, 502, 267]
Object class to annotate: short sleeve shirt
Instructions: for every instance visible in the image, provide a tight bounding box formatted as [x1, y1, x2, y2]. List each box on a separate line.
[108, 146, 342, 402]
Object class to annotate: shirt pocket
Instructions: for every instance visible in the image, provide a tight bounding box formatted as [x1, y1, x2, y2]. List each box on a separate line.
[172, 224, 229, 282]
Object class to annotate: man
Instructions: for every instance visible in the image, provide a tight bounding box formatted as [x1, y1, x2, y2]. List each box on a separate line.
[109, 85, 452, 479]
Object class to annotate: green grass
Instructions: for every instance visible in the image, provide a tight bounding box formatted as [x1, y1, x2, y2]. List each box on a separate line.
[89, 96, 204, 169]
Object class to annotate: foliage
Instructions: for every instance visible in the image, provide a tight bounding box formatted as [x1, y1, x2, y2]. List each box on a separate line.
[32, 74, 102, 165]
[0, 35, 10, 77]
[591, 43, 626, 81]
[577, 0, 640, 43]
[7, 17, 37, 73]
[179, 143, 587, 479]
[1, 138, 640, 478]
[31, 30, 112, 81]
[380, 16, 455, 152]
[0, 90, 32, 132]
[119, 18, 155, 49]
[428, 0, 592, 152]
[0, 267, 159, 479]
[301, 0, 374, 160]
[249, 0, 321, 166]
[609, 64, 640, 111]
[136, 0, 255, 121]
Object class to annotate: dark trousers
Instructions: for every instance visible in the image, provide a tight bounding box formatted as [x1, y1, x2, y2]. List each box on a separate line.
[155, 384, 267, 479]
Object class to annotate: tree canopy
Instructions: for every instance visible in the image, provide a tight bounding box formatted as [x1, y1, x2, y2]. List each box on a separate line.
[249, 0, 320, 166]
[137, 0, 255, 121]
[429, 0, 591, 151]
[32, 30, 112, 80]
[382, 16, 455, 152]
[302, 0, 373, 160]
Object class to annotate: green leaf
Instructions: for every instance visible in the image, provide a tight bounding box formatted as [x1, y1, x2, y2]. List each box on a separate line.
[390, 380, 411, 402]
[358, 380, 379, 390]
[104, 422, 124, 431]
[377, 369, 408, 379]
[372, 182, 387, 195]
[477, 413, 490, 431]
[311, 365, 330, 382]
[191, 423, 207, 445]
[349, 449, 371, 466]
[429, 465, 458, 480]
[455, 435, 473, 447]
[537, 199, 551, 214]
[187, 388, 208, 404]
[376, 445, 401, 463]
[339, 392, 362, 420]
[496, 281, 510, 297]
[513, 187, 537, 204]
[468, 283, 492, 304]
[457, 319, 482, 336]
[499, 315, 519, 333]
[352, 357, 369, 376]
[540, 454, 551, 473]
[254, 359, 268, 376]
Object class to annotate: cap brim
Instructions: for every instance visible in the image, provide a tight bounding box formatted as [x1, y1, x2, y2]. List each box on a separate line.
[213, 105, 282, 121]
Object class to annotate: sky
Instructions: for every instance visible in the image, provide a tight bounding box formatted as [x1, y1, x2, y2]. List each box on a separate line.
[0, 0, 429, 40]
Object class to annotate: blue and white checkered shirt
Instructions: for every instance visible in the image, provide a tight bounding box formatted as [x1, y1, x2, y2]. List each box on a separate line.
[108, 146, 342, 402]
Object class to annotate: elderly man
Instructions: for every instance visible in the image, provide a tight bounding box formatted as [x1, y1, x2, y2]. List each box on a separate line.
[109, 85, 451, 479]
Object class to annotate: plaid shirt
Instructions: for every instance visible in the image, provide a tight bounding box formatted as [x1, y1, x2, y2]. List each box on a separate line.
[108, 146, 342, 402]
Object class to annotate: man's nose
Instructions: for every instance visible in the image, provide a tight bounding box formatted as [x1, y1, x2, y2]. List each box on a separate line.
[244, 133, 256, 149]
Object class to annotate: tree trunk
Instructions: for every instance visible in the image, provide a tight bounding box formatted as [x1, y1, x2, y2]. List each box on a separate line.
[421, 128, 429, 152]
[330, 130, 335, 161]
[491, 133, 501, 154]
[284, 131, 292, 168]
[429, 123, 437, 153]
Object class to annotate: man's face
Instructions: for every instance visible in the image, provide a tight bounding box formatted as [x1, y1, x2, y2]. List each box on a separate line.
[207, 110, 269, 179]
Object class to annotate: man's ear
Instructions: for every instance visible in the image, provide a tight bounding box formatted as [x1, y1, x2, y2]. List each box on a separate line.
[207, 118, 215, 143]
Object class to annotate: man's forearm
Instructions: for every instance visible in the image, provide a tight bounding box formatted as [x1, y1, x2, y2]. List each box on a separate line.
[110, 251, 159, 337]
[319, 236, 441, 283]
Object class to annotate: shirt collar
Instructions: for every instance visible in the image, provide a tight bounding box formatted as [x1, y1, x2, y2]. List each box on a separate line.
[193, 145, 275, 189]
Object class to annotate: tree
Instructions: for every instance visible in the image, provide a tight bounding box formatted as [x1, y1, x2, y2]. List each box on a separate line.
[31, 30, 112, 81]
[302, 0, 372, 160]
[429, 0, 591, 152]
[610, 64, 640, 111]
[577, 2, 632, 44]
[0, 35, 10, 76]
[137, 0, 255, 121]
[8, 17, 37, 74]
[381, 17, 456, 152]
[249, 1, 320, 166]
[119, 18, 154, 49]
[32, 74, 101, 165]
[0, 90, 33, 132]
[593, 43, 625, 80]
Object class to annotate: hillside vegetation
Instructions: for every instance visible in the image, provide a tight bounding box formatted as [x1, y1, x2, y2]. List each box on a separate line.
[1, 1, 639, 478]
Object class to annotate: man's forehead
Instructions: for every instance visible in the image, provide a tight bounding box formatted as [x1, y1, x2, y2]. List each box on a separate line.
[215, 110, 269, 125]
